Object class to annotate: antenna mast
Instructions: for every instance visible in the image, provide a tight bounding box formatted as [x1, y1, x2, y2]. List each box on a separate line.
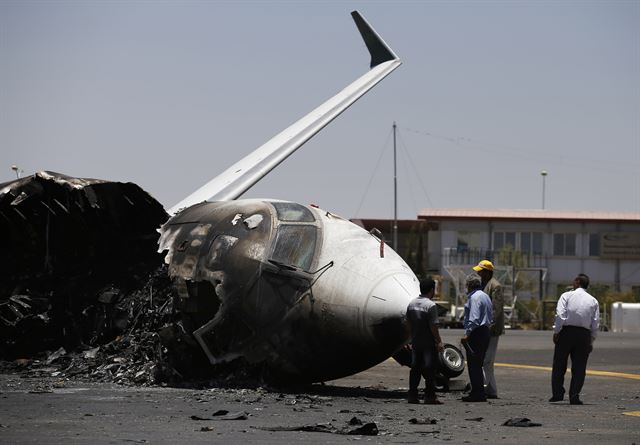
[393, 122, 398, 250]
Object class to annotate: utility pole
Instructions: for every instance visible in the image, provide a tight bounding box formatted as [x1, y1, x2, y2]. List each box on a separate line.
[393, 122, 398, 250]
[541, 170, 547, 210]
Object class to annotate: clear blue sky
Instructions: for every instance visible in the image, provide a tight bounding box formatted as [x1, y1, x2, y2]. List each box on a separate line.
[2, 0, 638, 219]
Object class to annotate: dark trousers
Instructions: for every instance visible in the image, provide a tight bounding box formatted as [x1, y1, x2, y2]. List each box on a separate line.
[465, 325, 490, 399]
[552, 326, 592, 400]
[409, 346, 437, 399]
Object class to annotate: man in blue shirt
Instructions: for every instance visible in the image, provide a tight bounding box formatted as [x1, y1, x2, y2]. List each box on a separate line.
[460, 273, 493, 402]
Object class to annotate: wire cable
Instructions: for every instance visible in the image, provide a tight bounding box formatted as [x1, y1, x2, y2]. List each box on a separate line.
[403, 127, 640, 175]
[397, 129, 434, 208]
[353, 127, 393, 218]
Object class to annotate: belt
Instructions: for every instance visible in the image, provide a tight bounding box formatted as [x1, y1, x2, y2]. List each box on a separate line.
[563, 325, 589, 332]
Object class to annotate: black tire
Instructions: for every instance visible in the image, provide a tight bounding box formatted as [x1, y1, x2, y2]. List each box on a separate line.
[437, 343, 465, 378]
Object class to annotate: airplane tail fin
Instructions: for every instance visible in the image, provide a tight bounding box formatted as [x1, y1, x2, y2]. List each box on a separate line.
[169, 11, 401, 215]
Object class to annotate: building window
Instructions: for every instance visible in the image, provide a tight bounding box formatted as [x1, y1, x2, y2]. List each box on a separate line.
[589, 233, 600, 257]
[457, 231, 481, 251]
[553, 233, 576, 256]
[520, 232, 530, 253]
[494, 232, 516, 251]
[520, 232, 543, 255]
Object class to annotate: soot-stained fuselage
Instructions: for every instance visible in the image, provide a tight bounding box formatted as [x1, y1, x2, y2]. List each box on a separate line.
[159, 199, 417, 382]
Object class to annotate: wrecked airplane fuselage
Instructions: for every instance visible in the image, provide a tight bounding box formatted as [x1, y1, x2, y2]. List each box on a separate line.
[160, 200, 417, 382]
[0, 172, 416, 384]
[0, 171, 168, 293]
[0, 171, 168, 357]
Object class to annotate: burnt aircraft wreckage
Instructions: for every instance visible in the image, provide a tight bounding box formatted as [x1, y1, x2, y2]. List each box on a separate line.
[2, 12, 462, 384]
[159, 11, 413, 382]
[0, 172, 169, 356]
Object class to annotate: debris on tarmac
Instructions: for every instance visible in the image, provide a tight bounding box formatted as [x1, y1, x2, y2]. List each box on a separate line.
[214, 411, 248, 420]
[190, 415, 211, 421]
[191, 411, 248, 421]
[348, 422, 379, 435]
[503, 417, 542, 427]
[256, 423, 336, 433]
[409, 417, 438, 424]
[0, 261, 267, 387]
[255, 419, 379, 435]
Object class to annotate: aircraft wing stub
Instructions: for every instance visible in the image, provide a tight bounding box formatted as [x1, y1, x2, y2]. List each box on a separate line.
[168, 11, 402, 215]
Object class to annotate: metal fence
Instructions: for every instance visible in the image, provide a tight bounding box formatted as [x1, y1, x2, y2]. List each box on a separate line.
[443, 247, 546, 268]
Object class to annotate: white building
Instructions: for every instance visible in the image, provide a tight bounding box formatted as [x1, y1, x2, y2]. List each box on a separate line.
[419, 209, 640, 299]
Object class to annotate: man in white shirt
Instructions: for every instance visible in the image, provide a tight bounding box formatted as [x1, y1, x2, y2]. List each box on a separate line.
[550, 273, 600, 405]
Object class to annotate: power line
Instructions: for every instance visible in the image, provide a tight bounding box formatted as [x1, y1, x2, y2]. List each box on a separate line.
[353, 127, 393, 218]
[397, 129, 434, 208]
[404, 127, 640, 175]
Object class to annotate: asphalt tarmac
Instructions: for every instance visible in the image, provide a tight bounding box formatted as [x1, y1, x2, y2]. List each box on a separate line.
[1, 329, 639, 444]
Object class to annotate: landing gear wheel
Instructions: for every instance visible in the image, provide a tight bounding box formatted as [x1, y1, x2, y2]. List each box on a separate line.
[437, 343, 465, 378]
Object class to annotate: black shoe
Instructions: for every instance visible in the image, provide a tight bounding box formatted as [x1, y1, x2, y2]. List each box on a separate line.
[486, 394, 499, 399]
[548, 396, 563, 402]
[570, 398, 583, 405]
[461, 395, 487, 402]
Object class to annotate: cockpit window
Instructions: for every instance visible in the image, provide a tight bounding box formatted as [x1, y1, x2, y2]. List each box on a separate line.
[271, 202, 315, 222]
[271, 225, 317, 271]
[207, 235, 238, 268]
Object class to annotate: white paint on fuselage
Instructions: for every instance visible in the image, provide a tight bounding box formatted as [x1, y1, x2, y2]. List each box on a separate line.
[308, 206, 418, 364]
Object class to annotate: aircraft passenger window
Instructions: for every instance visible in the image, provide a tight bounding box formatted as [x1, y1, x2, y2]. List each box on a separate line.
[271, 202, 315, 222]
[271, 225, 317, 271]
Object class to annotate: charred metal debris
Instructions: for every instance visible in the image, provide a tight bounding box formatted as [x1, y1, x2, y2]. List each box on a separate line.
[0, 172, 261, 385]
[157, 200, 334, 383]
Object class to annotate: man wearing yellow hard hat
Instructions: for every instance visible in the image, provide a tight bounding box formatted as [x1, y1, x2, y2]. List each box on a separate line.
[472, 260, 504, 399]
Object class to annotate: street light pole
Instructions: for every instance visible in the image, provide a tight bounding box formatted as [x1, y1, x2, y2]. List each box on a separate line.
[541, 170, 547, 210]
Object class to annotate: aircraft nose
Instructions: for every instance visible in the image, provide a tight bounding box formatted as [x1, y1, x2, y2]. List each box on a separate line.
[364, 273, 417, 353]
